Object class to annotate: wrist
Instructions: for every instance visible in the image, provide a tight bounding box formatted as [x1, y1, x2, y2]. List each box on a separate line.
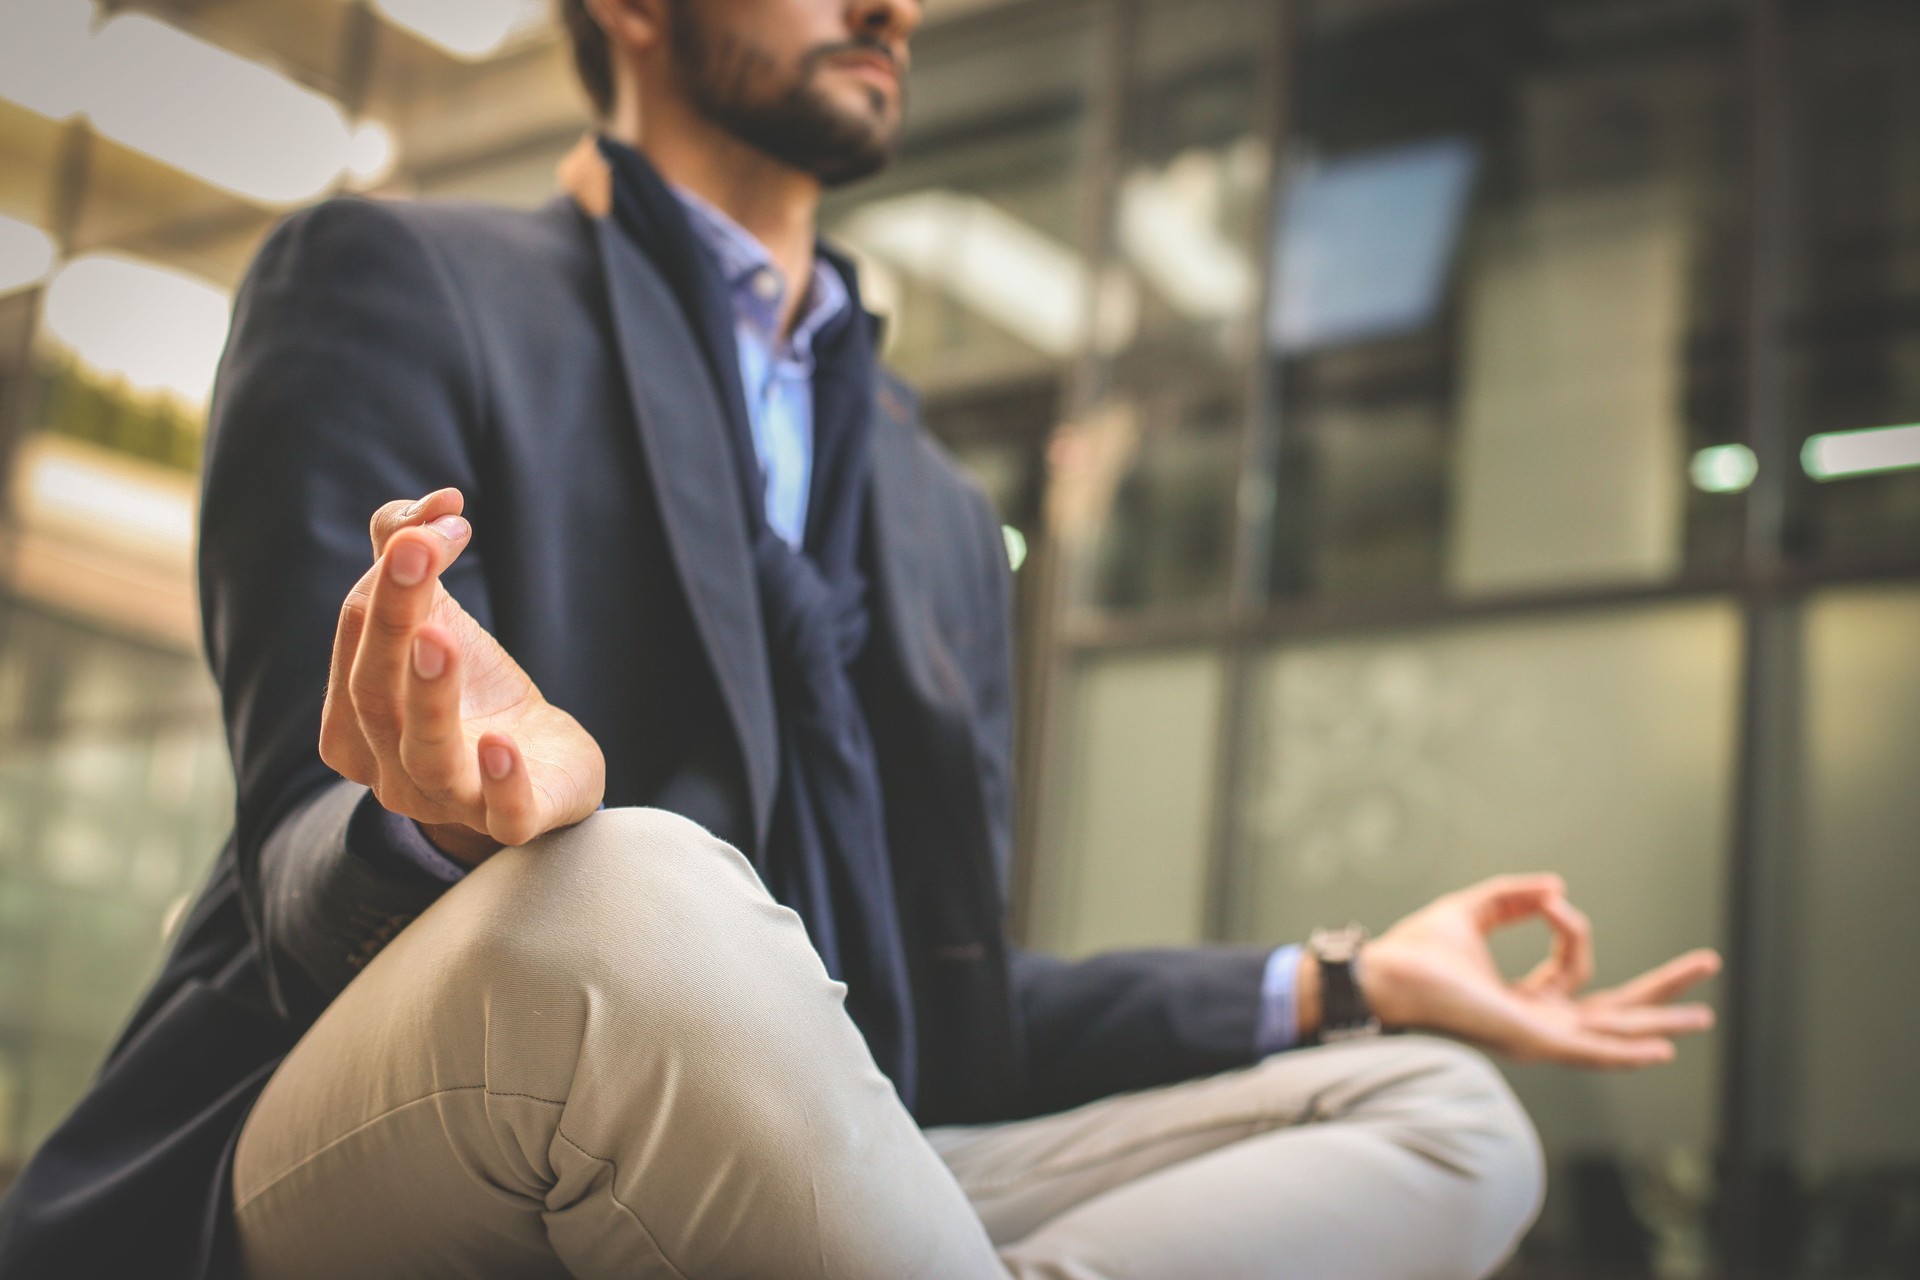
[420, 820, 501, 867]
[1295, 950, 1323, 1043]
[1353, 939, 1413, 1032]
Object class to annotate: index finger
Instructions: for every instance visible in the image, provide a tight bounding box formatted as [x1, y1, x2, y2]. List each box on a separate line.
[1456, 873, 1567, 929]
[369, 488, 465, 559]
[1526, 894, 1595, 996]
[1590, 949, 1723, 1010]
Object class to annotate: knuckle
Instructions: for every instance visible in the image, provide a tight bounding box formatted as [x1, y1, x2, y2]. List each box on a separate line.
[400, 748, 457, 795]
[364, 598, 416, 641]
[370, 499, 412, 543]
[348, 692, 401, 742]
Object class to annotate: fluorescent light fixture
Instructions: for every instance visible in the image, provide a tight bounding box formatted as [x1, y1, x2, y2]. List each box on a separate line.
[0, 3, 399, 205]
[1802, 423, 1920, 481]
[1690, 443, 1758, 494]
[1117, 150, 1255, 323]
[1002, 525, 1028, 572]
[841, 190, 1130, 358]
[0, 213, 56, 295]
[371, 0, 550, 60]
[346, 119, 400, 187]
[42, 253, 233, 406]
[22, 440, 197, 551]
[87, 14, 392, 204]
[0, 0, 95, 120]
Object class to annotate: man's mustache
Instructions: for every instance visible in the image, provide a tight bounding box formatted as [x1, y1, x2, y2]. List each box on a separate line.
[802, 34, 904, 79]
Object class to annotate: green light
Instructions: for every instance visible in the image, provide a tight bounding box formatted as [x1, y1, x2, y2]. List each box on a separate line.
[1803, 422, 1920, 481]
[1002, 525, 1029, 572]
[1690, 443, 1758, 494]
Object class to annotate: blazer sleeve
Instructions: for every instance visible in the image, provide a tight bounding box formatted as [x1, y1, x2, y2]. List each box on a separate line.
[200, 196, 494, 1021]
[950, 480, 1270, 1113]
[1010, 946, 1269, 1115]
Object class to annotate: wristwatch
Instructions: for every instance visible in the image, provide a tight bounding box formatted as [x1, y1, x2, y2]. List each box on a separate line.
[1309, 924, 1382, 1043]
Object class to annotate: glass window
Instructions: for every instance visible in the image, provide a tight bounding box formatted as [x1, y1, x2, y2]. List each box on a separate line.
[1267, 0, 1745, 604]
[1027, 649, 1224, 957]
[1057, 0, 1272, 619]
[1235, 600, 1740, 1273]
[823, 5, 1100, 398]
[1782, 1, 1920, 564]
[0, 603, 230, 1169]
[1783, 585, 1920, 1275]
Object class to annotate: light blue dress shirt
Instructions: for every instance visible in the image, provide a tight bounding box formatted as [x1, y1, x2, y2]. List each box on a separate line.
[670, 185, 849, 550]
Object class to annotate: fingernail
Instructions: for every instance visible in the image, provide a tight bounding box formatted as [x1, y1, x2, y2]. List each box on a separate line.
[482, 745, 513, 779]
[429, 515, 469, 541]
[389, 542, 428, 585]
[412, 636, 445, 680]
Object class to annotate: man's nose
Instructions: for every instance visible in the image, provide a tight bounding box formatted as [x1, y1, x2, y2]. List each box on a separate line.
[847, 0, 920, 59]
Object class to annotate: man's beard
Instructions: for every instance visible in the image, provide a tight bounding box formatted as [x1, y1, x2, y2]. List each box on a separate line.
[670, 5, 902, 187]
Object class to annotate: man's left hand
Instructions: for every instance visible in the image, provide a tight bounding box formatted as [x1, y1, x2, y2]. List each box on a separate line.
[1345, 874, 1720, 1070]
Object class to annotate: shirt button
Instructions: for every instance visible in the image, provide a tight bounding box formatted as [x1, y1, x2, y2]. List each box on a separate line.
[751, 269, 781, 302]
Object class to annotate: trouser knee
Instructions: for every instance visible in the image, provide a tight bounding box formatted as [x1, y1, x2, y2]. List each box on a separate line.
[1372, 1037, 1547, 1267]
[434, 806, 835, 1102]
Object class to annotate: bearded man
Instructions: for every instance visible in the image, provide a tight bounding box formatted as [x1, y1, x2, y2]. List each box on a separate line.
[0, 1, 1719, 1277]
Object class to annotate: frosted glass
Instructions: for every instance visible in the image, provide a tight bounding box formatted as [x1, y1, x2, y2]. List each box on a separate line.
[1031, 652, 1224, 957]
[1448, 188, 1691, 594]
[1797, 585, 1920, 1171]
[1239, 602, 1740, 1154]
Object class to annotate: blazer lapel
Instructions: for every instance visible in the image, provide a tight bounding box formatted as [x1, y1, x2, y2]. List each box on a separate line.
[592, 215, 780, 849]
[867, 376, 976, 730]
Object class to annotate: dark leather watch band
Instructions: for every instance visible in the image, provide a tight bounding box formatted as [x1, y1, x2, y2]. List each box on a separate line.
[1310, 924, 1382, 1043]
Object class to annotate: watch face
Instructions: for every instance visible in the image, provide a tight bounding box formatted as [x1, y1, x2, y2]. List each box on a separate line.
[1311, 925, 1367, 965]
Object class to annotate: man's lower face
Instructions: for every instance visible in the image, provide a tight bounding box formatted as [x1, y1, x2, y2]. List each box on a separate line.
[672, 2, 903, 187]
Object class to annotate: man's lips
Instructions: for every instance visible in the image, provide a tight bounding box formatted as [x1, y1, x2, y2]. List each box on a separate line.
[829, 50, 901, 91]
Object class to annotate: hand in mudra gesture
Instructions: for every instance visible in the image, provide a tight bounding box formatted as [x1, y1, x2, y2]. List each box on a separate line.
[1361, 875, 1721, 1070]
[320, 488, 606, 865]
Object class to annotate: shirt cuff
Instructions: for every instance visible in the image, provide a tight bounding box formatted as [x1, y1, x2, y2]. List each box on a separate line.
[345, 788, 471, 886]
[1254, 943, 1305, 1056]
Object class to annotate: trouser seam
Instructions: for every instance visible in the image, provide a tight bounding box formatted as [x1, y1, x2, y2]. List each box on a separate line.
[550, 1127, 695, 1280]
[237, 1084, 693, 1280]
[233, 1084, 523, 1214]
[958, 1108, 1302, 1195]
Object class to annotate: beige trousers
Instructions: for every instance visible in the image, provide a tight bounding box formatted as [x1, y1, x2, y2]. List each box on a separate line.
[232, 808, 1543, 1280]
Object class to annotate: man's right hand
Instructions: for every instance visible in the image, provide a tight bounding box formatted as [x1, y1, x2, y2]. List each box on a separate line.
[320, 488, 607, 866]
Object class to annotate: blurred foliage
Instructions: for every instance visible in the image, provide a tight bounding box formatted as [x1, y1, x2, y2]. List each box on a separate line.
[32, 354, 204, 473]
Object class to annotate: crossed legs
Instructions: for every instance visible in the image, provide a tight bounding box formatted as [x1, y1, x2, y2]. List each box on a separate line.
[232, 809, 1542, 1280]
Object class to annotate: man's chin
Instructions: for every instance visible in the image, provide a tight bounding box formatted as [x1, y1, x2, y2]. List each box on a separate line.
[798, 116, 900, 186]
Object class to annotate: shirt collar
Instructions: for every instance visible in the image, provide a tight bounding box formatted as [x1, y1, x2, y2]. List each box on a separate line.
[669, 183, 850, 362]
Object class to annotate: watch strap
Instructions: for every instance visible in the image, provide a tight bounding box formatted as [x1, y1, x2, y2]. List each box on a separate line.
[1310, 924, 1382, 1043]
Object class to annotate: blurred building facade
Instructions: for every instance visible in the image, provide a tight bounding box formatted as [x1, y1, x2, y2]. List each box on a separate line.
[0, 0, 1917, 1276]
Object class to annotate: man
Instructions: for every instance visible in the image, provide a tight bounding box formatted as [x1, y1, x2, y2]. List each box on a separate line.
[0, 0, 1720, 1276]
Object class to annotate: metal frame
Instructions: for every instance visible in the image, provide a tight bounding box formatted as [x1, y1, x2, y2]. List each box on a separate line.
[998, 1, 1920, 1276]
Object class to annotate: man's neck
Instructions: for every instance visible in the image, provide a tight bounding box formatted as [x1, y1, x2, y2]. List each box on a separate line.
[607, 107, 821, 339]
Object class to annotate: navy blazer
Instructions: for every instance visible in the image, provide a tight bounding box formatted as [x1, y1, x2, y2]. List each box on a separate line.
[0, 190, 1269, 1278]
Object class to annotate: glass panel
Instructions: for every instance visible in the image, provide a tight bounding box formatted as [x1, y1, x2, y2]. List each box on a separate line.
[0, 602, 230, 1169]
[1785, 585, 1920, 1274]
[1237, 601, 1741, 1274]
[1058, 0, 1270, 619]
[822, 6, 1098, 398]
[1782, 1, 1920, 563]
[1268, 0, 1745, 604]
[1029, 650, 1223, 957]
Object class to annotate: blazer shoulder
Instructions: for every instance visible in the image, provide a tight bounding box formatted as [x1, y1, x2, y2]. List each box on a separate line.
[259, 195, 595, 301]
[878, 367, 998, 526]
